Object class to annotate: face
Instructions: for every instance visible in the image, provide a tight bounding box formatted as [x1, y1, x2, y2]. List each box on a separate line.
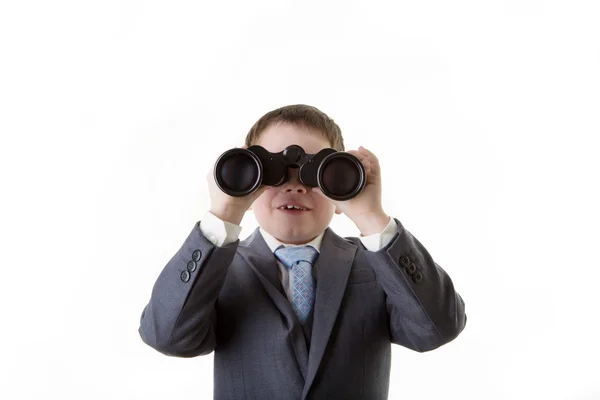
[250, 123, 341, 244]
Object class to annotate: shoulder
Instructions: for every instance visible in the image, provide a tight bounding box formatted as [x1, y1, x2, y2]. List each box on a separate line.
[341, 235, 362, 247]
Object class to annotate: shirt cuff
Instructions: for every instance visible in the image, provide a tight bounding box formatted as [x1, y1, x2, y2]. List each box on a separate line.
[358, 216, 397, 252]
[199, 211, 243, 247]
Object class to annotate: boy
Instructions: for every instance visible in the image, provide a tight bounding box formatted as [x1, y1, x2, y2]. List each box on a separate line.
[138, 104, 467, 400]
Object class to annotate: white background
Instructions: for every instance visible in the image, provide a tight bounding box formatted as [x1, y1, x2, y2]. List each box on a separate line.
[1, 1, 599, 399]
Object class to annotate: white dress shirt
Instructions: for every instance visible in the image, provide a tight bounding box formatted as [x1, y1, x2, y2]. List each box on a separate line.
[199, 211, 398, 302]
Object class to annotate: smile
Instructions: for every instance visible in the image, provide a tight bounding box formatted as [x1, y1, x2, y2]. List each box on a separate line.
[277, 205, 309, 211]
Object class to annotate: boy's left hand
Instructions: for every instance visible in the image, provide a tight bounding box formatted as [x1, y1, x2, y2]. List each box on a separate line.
[312, 146, 391, 236]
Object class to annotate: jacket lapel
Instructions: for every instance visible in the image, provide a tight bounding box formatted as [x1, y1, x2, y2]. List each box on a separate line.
[239, 228, 309, 380]
[302, 228, 357, 399]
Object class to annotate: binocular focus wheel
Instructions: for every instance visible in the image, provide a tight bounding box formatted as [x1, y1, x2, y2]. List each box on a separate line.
[214, 148, 263, 197]
[317, 153, 366, 201]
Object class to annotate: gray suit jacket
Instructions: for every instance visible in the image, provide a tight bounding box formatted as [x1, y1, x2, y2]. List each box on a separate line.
[139, 218, 466, 399]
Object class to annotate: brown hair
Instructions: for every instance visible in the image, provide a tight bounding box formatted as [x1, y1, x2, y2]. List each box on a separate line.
[245, 104, 345, 151]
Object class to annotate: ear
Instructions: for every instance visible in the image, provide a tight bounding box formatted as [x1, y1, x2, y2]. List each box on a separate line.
[334, 206, 342, 215]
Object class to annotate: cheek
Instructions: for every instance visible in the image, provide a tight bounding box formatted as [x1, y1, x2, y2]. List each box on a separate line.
[313, 197, 335, 215]
[252, 191, 276, 214]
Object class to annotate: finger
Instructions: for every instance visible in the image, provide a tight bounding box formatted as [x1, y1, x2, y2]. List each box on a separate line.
[360, 158, 381, 182]
[358, 146, 379, 163]
[346, 149, 363, 159]
[354, 152, 372, 171]
[347, 150, 368, 166]
[358, 147, 380, 173]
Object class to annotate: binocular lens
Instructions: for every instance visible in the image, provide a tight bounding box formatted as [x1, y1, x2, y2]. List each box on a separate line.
[320, 157, 362, 198]
[218, 153, 260, 194]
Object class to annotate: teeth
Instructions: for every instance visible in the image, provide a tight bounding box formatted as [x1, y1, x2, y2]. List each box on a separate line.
[280, 205, 306, 210]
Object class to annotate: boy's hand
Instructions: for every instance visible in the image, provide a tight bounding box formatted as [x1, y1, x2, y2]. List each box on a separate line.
[312, 146, 390, 236]
[207, 145, 267, 225]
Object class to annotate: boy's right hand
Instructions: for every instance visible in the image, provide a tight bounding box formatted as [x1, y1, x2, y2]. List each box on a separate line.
[207, 145, 267, 225]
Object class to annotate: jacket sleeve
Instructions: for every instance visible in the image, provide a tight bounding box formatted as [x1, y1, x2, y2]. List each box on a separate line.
[138, 221, 238, 357]
[363, 218, 467, 352]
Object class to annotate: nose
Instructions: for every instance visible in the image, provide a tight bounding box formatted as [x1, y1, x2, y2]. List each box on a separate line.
[280, 168, 307, 194]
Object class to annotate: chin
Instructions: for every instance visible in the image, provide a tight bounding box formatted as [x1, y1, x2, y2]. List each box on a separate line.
[273, 229, 312, 244]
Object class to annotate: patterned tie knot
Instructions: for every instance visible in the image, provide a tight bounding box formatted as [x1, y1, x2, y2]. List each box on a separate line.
[274, 245, 319, 269]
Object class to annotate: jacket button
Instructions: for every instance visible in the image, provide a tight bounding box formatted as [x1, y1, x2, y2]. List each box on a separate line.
[400, 255, 410, 267]
[412, 271, 423, 283]
[192, 250, 202, 262]
[181, 270, 190, 282]
[406, 262, 416, 275]
[187, 260, 197, 272]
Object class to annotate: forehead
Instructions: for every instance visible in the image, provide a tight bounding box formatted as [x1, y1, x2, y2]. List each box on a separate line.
[256, 123, 331, 154]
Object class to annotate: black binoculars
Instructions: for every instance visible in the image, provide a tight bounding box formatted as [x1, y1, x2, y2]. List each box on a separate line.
[214, 144, 366, 201]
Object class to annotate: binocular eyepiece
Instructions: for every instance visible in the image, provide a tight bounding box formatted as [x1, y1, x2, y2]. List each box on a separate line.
[214, 144, 366, 201]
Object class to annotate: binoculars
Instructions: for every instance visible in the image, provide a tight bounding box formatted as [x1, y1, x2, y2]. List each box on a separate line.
[214, 144, 366, 201]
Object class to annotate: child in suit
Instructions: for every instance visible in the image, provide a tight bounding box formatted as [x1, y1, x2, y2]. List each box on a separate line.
[139, 104, 467, 400]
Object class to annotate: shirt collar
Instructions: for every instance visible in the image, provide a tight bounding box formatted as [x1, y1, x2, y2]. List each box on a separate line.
[259, 227, 324, 254]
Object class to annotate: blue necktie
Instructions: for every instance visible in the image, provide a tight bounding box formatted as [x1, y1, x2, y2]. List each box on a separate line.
[274, 245, 319, 323]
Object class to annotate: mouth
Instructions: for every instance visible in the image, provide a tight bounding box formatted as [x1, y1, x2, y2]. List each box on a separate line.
[276, 205, 311, 214]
